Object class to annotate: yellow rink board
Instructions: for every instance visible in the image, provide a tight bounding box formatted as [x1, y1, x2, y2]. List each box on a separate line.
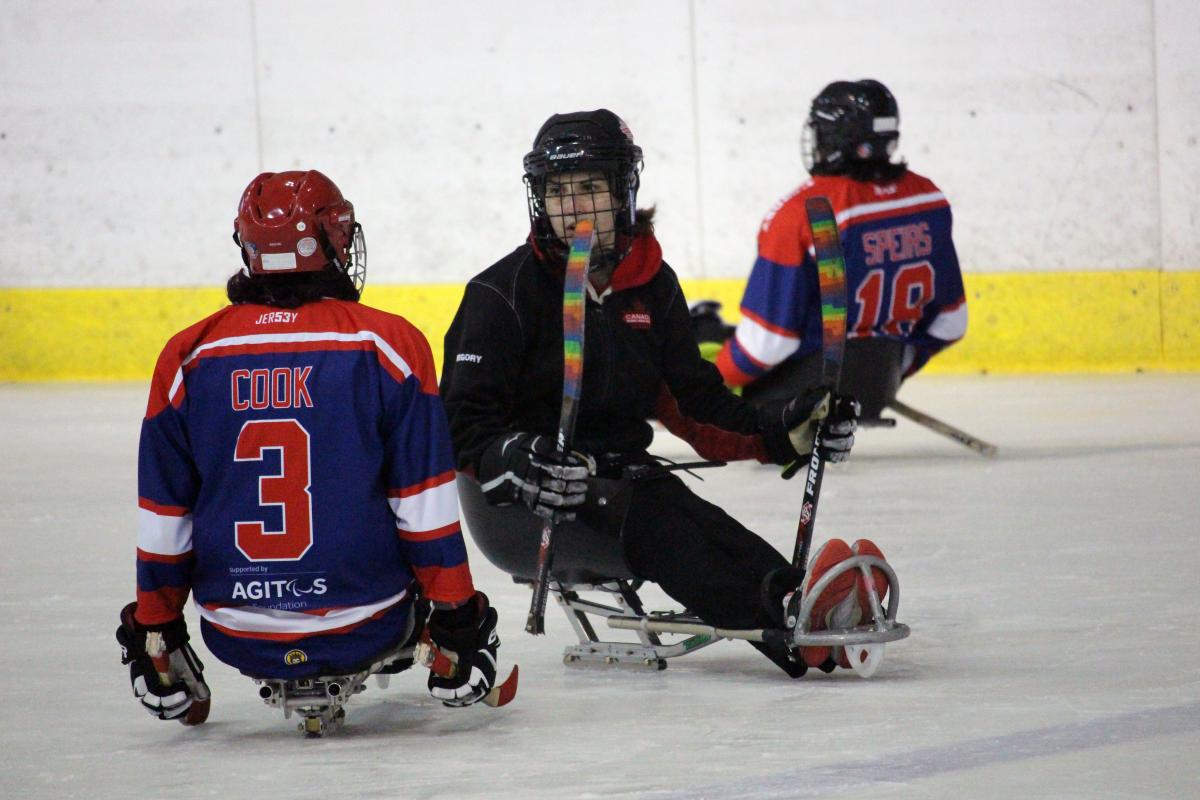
[0, 271, 1197, 382]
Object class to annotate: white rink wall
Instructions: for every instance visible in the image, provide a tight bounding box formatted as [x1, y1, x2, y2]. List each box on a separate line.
[1, 0, 1197, 288]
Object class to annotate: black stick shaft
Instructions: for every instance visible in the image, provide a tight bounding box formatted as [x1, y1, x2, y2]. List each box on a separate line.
[525, 518, 555, 634]
[792, 426, 828, 568]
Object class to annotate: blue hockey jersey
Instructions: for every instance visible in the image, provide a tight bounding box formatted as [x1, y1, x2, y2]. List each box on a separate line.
[134, 299, 473, 678]
[717, 170, 966, 386]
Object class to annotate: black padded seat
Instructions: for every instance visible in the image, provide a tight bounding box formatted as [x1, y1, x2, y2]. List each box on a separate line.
[456, 473, 636, 585]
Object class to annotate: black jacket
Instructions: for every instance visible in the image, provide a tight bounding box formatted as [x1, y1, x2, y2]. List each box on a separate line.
[441, 233, 794, 473]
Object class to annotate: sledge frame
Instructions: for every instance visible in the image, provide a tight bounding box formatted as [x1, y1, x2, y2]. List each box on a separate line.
[252, 645, 416, 736]
[547, 554, 909, 672]
[550, 579, 724, 670]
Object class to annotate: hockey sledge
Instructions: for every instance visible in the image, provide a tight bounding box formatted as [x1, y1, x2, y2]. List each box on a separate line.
[253, 645, 416, 737]
[458, 473, 909, 677]
[570, 550, 908, 678]
[251, 615, 519, 736]
[609, 551, 909, 678]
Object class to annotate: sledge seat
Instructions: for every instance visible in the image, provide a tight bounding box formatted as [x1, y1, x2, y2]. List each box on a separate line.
[457, 472, 722, 669]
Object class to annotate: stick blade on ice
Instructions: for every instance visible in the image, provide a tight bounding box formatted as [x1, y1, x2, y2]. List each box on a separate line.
[484, 665, 519, 708]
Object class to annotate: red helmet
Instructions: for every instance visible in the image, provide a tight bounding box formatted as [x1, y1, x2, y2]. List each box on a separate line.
[233, 171, 364, 286]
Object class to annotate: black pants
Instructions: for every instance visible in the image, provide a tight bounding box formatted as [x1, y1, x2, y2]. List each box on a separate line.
[621, 472, 787, 630]
[620, 472, 808, 678]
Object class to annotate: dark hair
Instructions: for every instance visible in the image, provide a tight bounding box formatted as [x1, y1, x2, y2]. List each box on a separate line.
[634, 206, 656, 236]
[226, 266, 360, 309]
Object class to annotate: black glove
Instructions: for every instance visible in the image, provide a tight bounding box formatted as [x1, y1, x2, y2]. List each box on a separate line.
[477, 432, 593, 522]
[762, 388, 860, 465]
[116, 602, 211, 724]
[689, 300, 735, 347]
[425, 592, 500, 707]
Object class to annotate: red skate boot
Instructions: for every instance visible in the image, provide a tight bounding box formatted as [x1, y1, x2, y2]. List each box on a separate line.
[851, 538, 889, 622]
[785, 539, 856, 668]
[833, 538, 890, 671]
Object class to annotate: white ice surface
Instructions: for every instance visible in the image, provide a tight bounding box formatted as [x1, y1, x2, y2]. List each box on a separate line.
[1, 376, 1198, 799]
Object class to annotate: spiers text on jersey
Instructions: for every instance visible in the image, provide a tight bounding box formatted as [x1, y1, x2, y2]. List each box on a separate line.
[862, 222, 932, 266]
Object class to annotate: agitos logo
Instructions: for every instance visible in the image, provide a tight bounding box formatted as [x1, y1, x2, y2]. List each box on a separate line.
[231, 578, 327, 600]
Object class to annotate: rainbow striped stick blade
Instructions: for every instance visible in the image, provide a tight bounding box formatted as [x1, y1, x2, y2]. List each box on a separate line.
[526, 219, 594, 635]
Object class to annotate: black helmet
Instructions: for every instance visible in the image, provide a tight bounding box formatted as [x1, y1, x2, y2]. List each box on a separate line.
[523, 109, 644, 267]
[802, 79, 900, 176]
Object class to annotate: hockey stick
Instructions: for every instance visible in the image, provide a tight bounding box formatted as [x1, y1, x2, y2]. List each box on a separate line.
[787, 196, 848, 569]
[526, 219, 595, 635]
[887, 398, 997, 457]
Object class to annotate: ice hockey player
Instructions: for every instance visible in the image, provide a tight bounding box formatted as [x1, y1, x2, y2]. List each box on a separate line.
[440, 108, 890, 677]
[116, 170, 502, 726]
[706, 79, 967, 420]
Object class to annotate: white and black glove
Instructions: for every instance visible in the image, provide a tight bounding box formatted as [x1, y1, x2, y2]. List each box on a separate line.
[116, 602, 211, 724]
[477, 432, 594, 523]
[763, 388, 860, 465]
[426, 592, 500, 707]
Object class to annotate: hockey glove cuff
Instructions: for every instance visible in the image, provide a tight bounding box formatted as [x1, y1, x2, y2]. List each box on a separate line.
[425, 592, 500, 707]
[816, 395, 859, 463]
[116, 602, 211, 724]
[761, 389, 860, 465]
[477, 432, 594, 523]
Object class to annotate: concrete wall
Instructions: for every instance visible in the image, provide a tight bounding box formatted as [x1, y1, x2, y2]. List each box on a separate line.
[2, 0, 1197, 290]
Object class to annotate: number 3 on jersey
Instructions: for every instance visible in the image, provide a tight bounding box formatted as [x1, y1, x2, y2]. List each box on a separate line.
[234, 419, 314, 561]
[852, 261, 934, 337]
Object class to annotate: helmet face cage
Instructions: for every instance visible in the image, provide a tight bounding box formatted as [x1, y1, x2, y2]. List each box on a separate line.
[802, 80, 900, 175]
[801, 116, 822, 173]
[524, 162, 640, 267]
[343, 222, 367, 293]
